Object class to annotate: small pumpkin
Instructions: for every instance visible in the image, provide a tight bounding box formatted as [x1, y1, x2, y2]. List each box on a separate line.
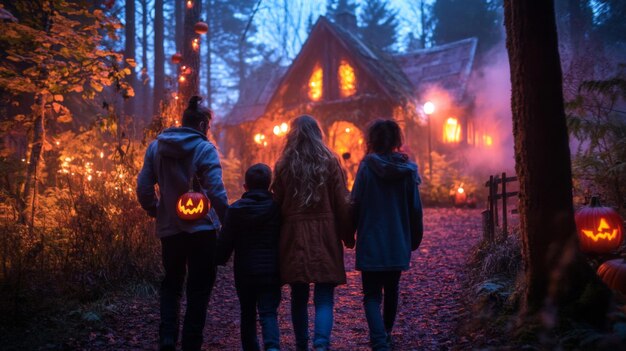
[597, 259, 626, 295]
[171, 53, 183, 64]
[176, 191, 209, 220]
[575, 197, 624, 254]
[194, 21, 208, 35]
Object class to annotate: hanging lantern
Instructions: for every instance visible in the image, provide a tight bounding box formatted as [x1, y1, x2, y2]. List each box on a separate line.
[575, 197, 624, 254]
[171, 53, 183, 64]
[194, 21, 209, 35]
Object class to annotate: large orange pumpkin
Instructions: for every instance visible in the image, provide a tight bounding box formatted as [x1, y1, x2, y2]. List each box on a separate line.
[176, 191, 209, 220]
[575, 197, 624, 254]
[597, 259, 626, 295]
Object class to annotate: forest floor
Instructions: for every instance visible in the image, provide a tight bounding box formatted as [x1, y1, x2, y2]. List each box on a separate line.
[10, 208, 485, 350]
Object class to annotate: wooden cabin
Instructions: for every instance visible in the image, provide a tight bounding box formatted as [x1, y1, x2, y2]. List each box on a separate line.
[217, 16, 480, 186]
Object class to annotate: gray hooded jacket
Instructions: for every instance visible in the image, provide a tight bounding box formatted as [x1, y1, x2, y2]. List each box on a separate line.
[136, 127, 228, 238]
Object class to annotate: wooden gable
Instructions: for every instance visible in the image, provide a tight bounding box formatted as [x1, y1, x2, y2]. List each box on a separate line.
[265, 17, 404, 114]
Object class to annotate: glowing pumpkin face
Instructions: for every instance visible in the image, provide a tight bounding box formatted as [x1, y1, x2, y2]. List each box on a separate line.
[176, 191, 209, 220]
[575, 197, 624, 254]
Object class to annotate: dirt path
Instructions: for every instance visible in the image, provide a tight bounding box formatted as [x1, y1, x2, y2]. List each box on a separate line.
[74, 208, 483, 350]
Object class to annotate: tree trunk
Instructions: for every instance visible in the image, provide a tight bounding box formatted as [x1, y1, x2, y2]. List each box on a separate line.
[205, 0, 212, 106]
[20, 94, 45, 228]
[503, 0, 609, 324]
[179, 0, 202, 107]
[176, 0, 184, 53]
[153, 0, 164, 115]
[140, 0, 150, 123]
[124, 0, 136, 120]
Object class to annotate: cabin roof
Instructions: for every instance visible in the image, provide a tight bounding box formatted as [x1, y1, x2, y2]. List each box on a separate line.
[395, 37, 477, 101]
[220, 17, 477, 127]
[320, 16, 417, 105]
[220, 63, 287, 127]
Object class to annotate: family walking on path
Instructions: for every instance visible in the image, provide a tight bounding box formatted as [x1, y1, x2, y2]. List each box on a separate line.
[137, 96, 424, 351]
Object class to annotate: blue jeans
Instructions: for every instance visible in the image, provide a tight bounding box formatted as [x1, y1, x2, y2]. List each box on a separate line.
[362, 271, 402, 351]
[236, 283, 282, 351]
[290, 283, 335, 349]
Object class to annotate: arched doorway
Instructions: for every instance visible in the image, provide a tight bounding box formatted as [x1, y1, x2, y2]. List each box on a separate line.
[327, 121, 365, 189]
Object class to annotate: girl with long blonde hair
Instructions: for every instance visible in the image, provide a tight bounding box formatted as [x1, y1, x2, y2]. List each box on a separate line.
[272, 115, 354, 351]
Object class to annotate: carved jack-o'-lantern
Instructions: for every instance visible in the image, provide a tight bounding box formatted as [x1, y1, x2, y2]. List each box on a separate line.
[597, 259, 626, 295]
[575, 197, 624, 254]
[176, 191, 209, 220]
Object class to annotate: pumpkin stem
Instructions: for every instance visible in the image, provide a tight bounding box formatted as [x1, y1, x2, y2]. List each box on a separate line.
[589, 196, 601, 207]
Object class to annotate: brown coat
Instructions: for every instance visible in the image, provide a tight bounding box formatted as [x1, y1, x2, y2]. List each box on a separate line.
[273, 158, 354, 285]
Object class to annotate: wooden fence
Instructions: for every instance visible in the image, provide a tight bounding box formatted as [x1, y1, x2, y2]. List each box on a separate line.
[483, 172, 519, 241]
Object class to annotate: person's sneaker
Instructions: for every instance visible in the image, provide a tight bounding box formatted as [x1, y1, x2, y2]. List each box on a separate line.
[386, 333, 394, 349]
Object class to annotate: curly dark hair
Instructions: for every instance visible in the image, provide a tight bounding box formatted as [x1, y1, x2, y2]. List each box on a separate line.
[366, 119, 403, 154]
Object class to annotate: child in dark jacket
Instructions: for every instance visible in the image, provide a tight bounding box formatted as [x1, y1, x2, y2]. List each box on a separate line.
[216, 163, 282, 351]
[350, 119, 424, 351]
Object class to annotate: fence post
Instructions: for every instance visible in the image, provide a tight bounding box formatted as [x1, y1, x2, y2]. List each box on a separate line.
[502, 172, 508, 239]
[493, 175, 499, 229]
[482, 209, 493, 242]
[488, 175, 495, 238]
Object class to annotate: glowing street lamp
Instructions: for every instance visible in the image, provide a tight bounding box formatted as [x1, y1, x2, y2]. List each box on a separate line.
[423, 101, 435, 179]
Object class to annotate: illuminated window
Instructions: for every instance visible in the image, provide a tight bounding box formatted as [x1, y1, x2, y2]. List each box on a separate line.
[338, 60, 356, 97]
[443, 117, 461, 143]
[483, 134, 493, 147]
[308, 64, 323, 101]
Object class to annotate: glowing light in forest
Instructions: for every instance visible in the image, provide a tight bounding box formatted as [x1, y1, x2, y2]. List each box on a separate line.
[253, 133, 266, 144]
[423, 101, 435, 115]
[99, 151, 104, 159]
[345, 127, 351, 133]
[308, 65, 323, 101]
[179, 76, 186, 83]
[273, 123, 289, 136]
[186, 1, 193, 9]
[192, 38, 199, 51]
[483, 134, 493, 147]
[443, 117, 461, 143]
[339, 60, 356, 97]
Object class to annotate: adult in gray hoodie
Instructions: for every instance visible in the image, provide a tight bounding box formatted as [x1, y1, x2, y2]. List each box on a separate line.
[137, 96, 228, 351]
